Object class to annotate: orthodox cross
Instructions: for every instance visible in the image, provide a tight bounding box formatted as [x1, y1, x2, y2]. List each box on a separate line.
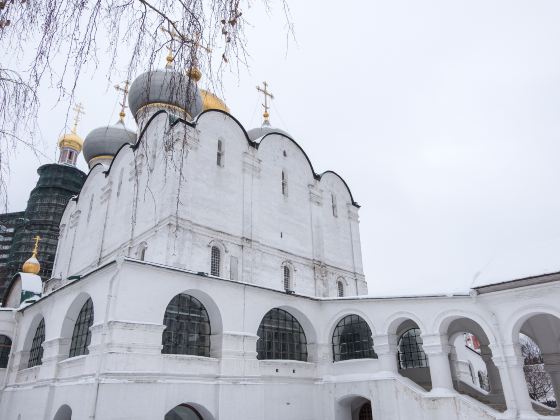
[32, 235, 41, 257]
[114, 81, 130, 122]
[161, 26, 212, 68]
[256, 81, 274, 123]
[71, 103, 85, 133]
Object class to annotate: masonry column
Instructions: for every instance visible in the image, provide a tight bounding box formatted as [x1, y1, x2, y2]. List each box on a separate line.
[374, 333, 398, 374]
[542, 352, 560, 413]
[479, 344, 506, 403]
[422, 334, 454, 394]
[494, 343, 535, 418]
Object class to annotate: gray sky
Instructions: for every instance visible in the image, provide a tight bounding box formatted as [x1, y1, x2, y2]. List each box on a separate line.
[6, 0, 560, 296]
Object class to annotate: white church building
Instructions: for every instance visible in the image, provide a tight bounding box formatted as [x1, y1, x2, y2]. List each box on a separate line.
[0, 58, 559, 420]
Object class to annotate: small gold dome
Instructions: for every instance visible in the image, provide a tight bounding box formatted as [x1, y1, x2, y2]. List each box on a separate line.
[58, 131, 84, 152]
[22, 256, 40, 275]
[187, 67, 202, 82]
[200, 89, 230, 113]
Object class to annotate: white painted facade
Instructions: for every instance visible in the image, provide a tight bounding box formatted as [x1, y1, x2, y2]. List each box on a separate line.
[0, 102, 559, 420]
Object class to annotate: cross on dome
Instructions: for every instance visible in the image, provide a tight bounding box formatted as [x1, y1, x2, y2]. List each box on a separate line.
[114, 81, 130, 122]
[256, 81, 274, 124]
[71, 103, 85, 134]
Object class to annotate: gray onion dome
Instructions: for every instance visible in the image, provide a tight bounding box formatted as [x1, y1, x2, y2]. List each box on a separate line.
[128, 69, 203, 119]
[83, 121, 136, 165]
[247, 121, 291, 141]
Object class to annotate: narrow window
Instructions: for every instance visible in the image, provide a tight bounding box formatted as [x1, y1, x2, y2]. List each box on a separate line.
[117, 168, 124, 197]
[281, 171, 288, 196]
[0, 335, 12, 368]
[230, 256, 238, 280]
[138, 243, 147, 261]
[28, 318, 45, 368]
[87, 195, 94, 223]
[283, 265, 291, 291]
[211, 246, 221, 276]
[216, 140, 224, 167]
[331, 193, 338, 217]
[337, 280, 344, 297]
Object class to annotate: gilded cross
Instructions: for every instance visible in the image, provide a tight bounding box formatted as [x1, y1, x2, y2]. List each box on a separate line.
[32, 235, 41, 257]
[72, 103, 85, 133]
[256, 81, 274, 122]
[114, 81, 130, 122]
[160, 26, 212, 67]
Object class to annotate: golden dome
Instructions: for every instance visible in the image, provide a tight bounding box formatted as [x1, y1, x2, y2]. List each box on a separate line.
[58, 131, 84, 152]
[200, 89, 230, 113]
[22, 256, 40, 275]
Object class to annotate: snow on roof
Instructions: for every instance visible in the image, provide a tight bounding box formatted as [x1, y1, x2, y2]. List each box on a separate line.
[472, 236, 560, 288]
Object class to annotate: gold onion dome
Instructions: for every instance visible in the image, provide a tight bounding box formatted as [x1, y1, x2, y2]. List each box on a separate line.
[58, 131, 84, 153]
[200, 89, 229, 113]
[22, 236, 41, 275]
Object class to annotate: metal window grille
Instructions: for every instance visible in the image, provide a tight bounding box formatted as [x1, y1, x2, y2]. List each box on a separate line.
[337, 281, 344, 297]
[69, 298, 94, 358]
[0, 334, 12, 368]
[217, 140, 224, 167]
[210, 246, 221, 276]
[478, 371, 490, 391]
[28, 318, 45, 368]
[162, 294, 211, 357]
[332, 314, 376, 362]
[332, 193, 338, 217]
[283, 265, 291, 291]
[358, 402, 373, 420]
[165, 404, 203, 420]
[256, 308, 307, 361]
[281, 171, 288, 196]
[397, 328, 429, 369]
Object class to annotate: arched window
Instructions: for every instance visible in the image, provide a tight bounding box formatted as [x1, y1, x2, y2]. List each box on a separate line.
[165, 404, 203, 420]
[397, 328, 428, 369]
[256, 308, 307, 361]
[332, 315, 376, 362]
[162, 294, 211, 356]
[28, 318, 45, 368]
[137, 242, 147, 261]
[210, 246, 221, 276]
[0, 334, 12, 368]
[69, 298, 94, 358]
[358, 402, 373, 420]
[216, 139, 224, 167]
[337, 280, 344, 297]
[331, 193, 338, 217]
[283, 265, 292, 291]
[281, 171, 288, 196]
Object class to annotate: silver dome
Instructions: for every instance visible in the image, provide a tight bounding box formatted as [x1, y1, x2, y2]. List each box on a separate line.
[128, 69, 203, 119]
[247, 123, 291, 141]
[83, 122, 136, 164]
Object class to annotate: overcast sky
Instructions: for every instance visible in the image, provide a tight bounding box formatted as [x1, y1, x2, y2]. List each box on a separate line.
[6, 0, 560, 296]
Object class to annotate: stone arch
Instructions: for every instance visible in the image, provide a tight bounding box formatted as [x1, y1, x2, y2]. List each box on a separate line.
[164, 403, 214, 420]
[60, 292, 94, 339]
[335, 394, 372, 420]
[326, 309, 376, 345]
[384, 312, 427, 336]
[53, 404, 72, 420]
[508, 305, 560, 345]
[432, 310, 498, 346]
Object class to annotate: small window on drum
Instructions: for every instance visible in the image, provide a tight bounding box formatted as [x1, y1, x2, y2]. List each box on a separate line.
[281, 171, 288, 197]
[217, 139, 225, 167]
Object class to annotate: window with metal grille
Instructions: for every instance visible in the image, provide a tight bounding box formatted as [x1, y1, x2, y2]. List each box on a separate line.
[331, 193, 338, 217]
[358, 402, 373, 420]
[283, 265, 291, 291]
[397, 328, 429, 369]
[337, 280, 344, 297]
[281, 171, 288, 196]
[28, 318, 45, 368]
[256, 308, 307, 361]
[162, 294, 211, 357]
[210, 246, 221, 276]
[332, 314, 376, 362]
[69, 298, 94, 358]
[0, 334, 12, 368]
[217, 140, 224, 167]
